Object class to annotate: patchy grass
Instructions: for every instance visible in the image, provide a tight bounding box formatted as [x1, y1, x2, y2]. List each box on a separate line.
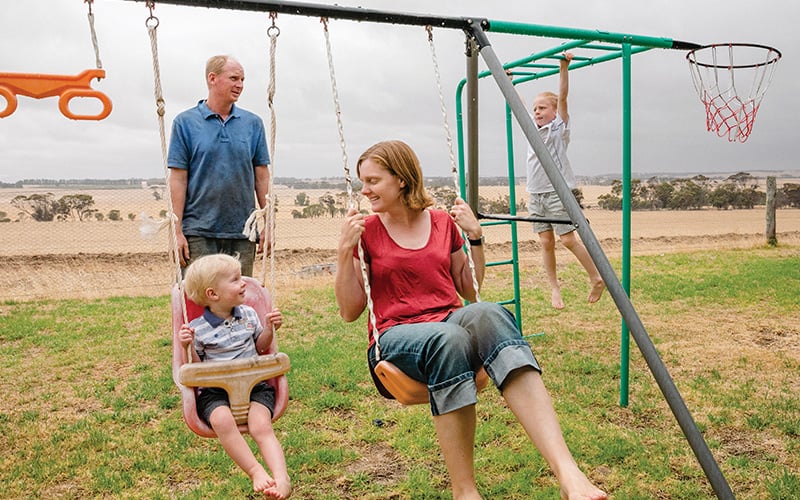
[0, 245, 798, 498]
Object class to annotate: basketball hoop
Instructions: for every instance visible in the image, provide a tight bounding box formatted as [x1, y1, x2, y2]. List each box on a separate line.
[686, 43, 781, 143]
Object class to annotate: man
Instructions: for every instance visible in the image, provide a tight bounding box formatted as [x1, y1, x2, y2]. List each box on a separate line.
[168, 55, 270, 276]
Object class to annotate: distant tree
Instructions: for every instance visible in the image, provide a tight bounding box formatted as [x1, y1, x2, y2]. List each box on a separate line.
[571, 188, 585, 208]
[294, 192, 309, 206]
[780, 183, 800, 208]
[56, 194, 97, 221]
[726, 172, 757, 188]
[11, 193, 59, 221]
[667, 179, 706, 210]
[108, 210, 121, 221]
[0, 211, 10, 223]
[430, 185, 457, 209]
[319, 193, 337, 218]
[128, 213, 136, 221]
[94, 212, 104, 221]
[597, 180, 623, 210]
[302, 204, 326, 218]
[649, 181, 675, 209]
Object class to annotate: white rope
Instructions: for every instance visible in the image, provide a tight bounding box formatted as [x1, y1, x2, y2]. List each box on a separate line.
[321, 18, 382, 358]
[143, 5, 187, 337]
[427, 26, 481, 303]
[264, 12, 279, 306]
[85, 0, 103, 70]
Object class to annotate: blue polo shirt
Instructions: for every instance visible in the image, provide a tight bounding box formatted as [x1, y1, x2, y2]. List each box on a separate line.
[168, 100, 270, 239]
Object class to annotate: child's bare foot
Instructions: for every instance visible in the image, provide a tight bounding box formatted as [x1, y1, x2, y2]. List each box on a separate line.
[559, 473, 607, 500]
[264, 480, 292, 499]
[552, 288, 565, 309]
[588, 279, 605, 304]
[251, 469, 275, 494]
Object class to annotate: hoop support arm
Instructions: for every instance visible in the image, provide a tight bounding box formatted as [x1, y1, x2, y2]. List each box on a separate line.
[466, 18, 734, 500]
[122, 0, 699, 52]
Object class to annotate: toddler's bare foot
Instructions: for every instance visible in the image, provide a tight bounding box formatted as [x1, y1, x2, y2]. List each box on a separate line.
[252, 469, 275, 494]
[588, 279, 605, 304]
[264, 479, 292, 499]
[552, 288, 565, 310]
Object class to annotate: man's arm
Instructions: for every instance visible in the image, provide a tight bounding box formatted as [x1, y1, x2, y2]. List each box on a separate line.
[254, 165, 270, 210]
[168, 168, 190, 266]
[254, 165, 271, 253]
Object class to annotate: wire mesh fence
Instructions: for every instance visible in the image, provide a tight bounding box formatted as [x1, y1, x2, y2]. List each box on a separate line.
[1, 180, 798, 301]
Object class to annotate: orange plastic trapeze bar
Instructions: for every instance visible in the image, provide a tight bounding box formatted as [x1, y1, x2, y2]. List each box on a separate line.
[0, 69, 112, 120]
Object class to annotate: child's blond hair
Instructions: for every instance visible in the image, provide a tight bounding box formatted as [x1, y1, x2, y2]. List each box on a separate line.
[535, 91, 558, 109]
[183, 253, 241, 306]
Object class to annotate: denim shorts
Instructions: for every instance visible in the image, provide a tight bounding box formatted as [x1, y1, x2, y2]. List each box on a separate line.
[528, 191, 576, 236]
[185, 236, 256, 276]
[368, 302, 541, 416]
[196, 381, 275, 426]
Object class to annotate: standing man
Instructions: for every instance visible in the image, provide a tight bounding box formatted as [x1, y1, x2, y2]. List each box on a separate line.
[168, 54, 270, 276]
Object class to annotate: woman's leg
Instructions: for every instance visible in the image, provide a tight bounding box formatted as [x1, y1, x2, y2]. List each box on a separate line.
[432, 404, 481, 500]
[501, 368, 607, 500]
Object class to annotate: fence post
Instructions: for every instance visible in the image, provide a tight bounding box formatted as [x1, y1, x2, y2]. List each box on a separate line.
[765, 176, 777, 246]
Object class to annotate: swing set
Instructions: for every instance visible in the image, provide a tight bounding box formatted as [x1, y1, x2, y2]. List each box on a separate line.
[7, 1, 783, 498]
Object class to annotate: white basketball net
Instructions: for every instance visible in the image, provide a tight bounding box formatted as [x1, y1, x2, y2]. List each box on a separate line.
[687, 43, 781, 143]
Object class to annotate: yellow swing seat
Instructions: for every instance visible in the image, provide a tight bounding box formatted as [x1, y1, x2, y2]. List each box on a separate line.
[374, 360, 490, 406]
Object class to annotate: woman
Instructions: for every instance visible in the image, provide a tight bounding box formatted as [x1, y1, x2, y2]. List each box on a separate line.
[335, 140, 606, 500]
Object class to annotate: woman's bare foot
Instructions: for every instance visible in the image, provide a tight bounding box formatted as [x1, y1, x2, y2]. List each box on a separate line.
[264, 479, 292, 499]
[552, 288, 565, 309]
[587, 279, 605, 304]
[251, 469, 275, 494]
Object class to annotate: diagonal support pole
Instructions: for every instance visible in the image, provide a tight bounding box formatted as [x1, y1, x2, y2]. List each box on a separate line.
[466, 20, 734, 500]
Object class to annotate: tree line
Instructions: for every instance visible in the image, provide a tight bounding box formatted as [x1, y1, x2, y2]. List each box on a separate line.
[596, 173, 800, 211]
[5, 193, 136, 222]
[4, 173, 798, 223]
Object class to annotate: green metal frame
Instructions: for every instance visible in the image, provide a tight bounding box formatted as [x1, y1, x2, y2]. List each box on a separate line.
[455, 37, 657, 408]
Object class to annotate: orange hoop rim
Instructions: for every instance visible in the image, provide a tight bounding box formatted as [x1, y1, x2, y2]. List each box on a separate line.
[686, 43, 782, 69]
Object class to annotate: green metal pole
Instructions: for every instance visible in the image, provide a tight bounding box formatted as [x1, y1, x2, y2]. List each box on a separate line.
[620, 43, 632, 408]
[455, 78, 467, 193]
[504, 101, 522, 329]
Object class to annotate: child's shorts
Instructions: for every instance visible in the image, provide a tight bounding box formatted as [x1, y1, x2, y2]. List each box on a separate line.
[196, 381, 276, 426]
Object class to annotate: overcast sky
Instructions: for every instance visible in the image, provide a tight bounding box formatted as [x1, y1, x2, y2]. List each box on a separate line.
[0, 0, 795, 183]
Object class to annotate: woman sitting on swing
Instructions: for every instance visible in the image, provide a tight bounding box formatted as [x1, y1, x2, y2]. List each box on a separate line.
[334, 139, 607, 500]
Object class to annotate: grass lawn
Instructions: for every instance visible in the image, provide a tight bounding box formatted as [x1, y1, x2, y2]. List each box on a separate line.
[1, 245, 798, 499]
